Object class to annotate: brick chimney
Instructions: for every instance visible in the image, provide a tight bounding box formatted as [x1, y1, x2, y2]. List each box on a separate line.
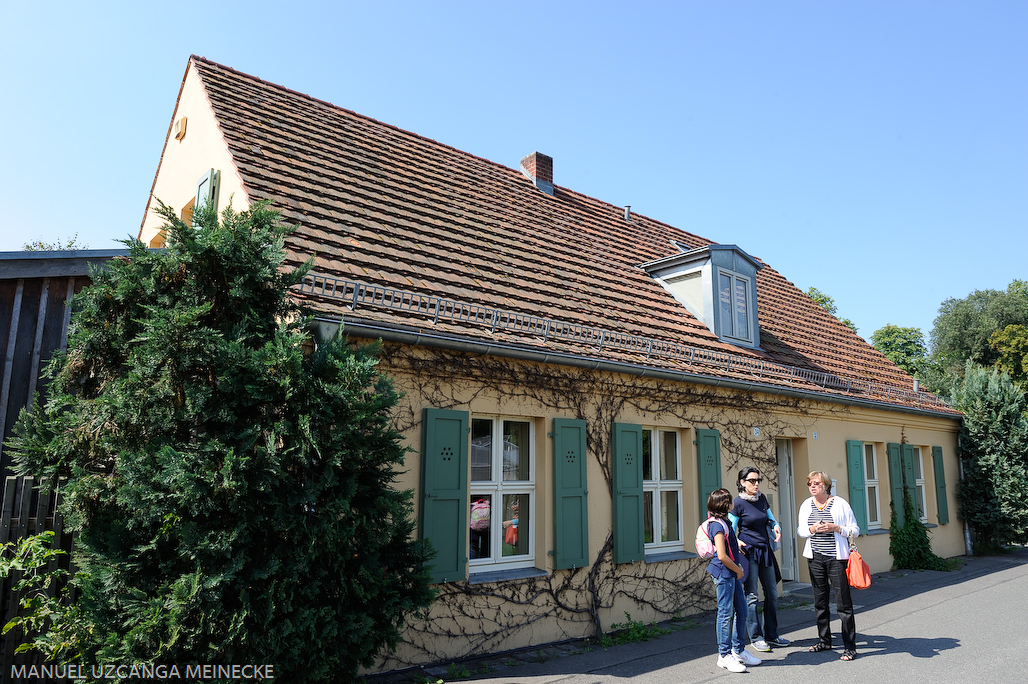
[520, 152, 554, 195]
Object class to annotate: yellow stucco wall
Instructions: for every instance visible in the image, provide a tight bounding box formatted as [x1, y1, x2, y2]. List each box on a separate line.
[364, 343, 962, 670]
[138, 63, 248, 246]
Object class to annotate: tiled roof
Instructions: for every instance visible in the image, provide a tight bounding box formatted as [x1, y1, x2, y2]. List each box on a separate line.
[188, 56, 956, 416]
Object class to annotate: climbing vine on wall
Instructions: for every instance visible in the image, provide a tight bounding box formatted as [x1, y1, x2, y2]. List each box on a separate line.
[374, 343, 846, 669]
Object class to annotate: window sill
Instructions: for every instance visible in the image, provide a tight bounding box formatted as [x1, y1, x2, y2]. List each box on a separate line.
[867, 523, 936, 536]
[645, 550, 696, 564]
[468, 567, 548, 585]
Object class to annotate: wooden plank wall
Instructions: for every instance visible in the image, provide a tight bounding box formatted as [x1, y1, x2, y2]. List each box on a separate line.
[0, 274, 85, 477]
[0, 475, 72, 679]
[0, 255, 118, 678]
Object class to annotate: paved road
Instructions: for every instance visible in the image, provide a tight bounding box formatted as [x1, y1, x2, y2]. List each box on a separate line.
[387, 547, 1028, 684]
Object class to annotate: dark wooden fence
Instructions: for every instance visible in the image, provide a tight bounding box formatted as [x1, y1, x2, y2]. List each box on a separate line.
[1, 476, 72, 679]
[0, 250, 125, 679]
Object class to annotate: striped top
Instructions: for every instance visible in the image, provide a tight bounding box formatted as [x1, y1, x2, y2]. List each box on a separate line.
[809, 498, 836, 555]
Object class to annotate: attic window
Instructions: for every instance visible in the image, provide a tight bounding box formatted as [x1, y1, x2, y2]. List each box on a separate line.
[193, 169, 221, 225]
[718, 271, 751, 342]
[640, 244, 763, 349]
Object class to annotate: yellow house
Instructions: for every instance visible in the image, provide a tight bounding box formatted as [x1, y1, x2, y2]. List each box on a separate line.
[139, 56, 963, 670]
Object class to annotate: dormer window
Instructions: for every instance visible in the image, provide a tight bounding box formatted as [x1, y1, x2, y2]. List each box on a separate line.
[641, 244, 763, 349]
[719, 270, 751, 343]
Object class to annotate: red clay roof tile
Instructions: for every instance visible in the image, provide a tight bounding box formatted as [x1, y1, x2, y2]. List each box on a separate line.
[188, 56, 955, 415]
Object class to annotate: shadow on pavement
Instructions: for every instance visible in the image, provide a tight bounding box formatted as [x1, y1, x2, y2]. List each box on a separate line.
[367, 547, 1026, 683]
[774, 634, 960, 665]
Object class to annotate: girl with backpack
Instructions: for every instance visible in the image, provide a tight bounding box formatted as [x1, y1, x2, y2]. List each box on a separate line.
[730, 466, 788, 653]
[706, 488, 762, 673]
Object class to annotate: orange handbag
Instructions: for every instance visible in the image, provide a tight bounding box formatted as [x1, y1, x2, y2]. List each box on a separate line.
[847, 539, 871, 589]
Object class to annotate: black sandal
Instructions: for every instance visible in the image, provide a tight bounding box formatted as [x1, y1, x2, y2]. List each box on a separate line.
[808, 642, 833, 653]
[840, 649, 857, 661]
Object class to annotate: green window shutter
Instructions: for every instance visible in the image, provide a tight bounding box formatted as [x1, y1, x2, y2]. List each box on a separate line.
[932, 446, 949, 524]
[846, 440, 868, 535]
[696, 429, 722, 519]
[553, 418, 589, 570]
[886, 442, 905, 527]
[420, 408, 469, 584]
[900, 443, 917, 512]
[194, 168, 221, 221]
[612, 423, 644, 564]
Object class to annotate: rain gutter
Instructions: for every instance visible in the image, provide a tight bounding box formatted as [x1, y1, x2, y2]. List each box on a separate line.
[312, 317, 960, 421]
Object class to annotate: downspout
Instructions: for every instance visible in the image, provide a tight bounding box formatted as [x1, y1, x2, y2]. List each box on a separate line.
[958, 443, 973, 555]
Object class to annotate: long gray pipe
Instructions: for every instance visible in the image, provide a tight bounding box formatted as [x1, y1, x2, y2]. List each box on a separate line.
[314, 317, 960, 421]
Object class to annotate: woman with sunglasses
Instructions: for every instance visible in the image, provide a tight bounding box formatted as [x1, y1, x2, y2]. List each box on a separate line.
[797, 470, 860, 661]
[729, 467, 788, 653]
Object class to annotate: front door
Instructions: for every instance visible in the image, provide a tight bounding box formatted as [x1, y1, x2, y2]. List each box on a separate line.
[775, 439, 798, 581]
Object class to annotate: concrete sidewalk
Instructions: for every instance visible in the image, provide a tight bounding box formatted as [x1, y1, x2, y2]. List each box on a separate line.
[369, 546, 1028, 683]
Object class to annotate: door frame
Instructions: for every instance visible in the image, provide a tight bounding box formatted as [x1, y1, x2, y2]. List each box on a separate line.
[775, 438, 798, 581]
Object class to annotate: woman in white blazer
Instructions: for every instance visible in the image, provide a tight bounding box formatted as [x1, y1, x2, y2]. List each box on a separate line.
[797, 470, 860, 661]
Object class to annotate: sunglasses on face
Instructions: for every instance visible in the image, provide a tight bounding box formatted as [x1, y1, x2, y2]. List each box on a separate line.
[807, 481, 823, 487]
[744, 478, 762, 484]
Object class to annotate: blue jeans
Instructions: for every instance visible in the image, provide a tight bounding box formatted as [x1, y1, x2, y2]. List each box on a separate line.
[742, 559, 779, 642]
[713, 575, 747, 657]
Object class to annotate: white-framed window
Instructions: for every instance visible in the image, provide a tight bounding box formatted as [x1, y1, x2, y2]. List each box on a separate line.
[718, 270, 752, 344]
[913, 446, 927, 523]
[469, 417, 534, 571]
[864, 443, 881, 529]
[642, 429, 682, 551]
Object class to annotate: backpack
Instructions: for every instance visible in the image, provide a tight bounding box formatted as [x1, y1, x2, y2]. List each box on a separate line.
[470, 499, 491, 531]
[695, 517, 733, 560]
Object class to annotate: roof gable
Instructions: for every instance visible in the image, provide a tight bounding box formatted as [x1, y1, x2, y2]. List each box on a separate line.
[151, 56, 953, 415]
[139, 61, 249, 244]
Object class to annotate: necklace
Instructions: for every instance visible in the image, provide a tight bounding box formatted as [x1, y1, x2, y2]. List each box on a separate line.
[815, 497, 830, 511]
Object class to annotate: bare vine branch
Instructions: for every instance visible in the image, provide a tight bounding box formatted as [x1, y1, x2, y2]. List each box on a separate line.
[371, 343, 847, 669]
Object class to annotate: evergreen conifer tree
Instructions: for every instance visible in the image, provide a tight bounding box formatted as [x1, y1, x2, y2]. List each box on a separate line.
[8, 201, 434, 680]
[950, 361, 1028, 553]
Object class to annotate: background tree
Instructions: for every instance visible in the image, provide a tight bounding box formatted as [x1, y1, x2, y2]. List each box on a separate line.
[930, 280, 1028, 377]
[870, 324, 927, 378]
[7, 201, 434, 680]
[21, 234, 87, 251]
[989, 324, 1028, 390]
[950, 362, 1028, 553]
[805, 286, 858, 334]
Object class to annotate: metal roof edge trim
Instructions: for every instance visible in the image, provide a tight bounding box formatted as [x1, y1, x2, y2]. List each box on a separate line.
[297, 274, 950, 413]
[0, 250, 133, 278]
[314, 316, 962, 421]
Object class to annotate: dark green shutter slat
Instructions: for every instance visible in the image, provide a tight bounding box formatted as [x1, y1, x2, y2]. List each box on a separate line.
[420, 408, 469, 583]
[932, 446, 949, 524]
[901, 443, 917, 514]
[886, 442, 905, 527]
[553, 418, 589, 570]
[846, 440, 868, 535]
[612, 423, 644, 564]
[696, 429, 722, 519]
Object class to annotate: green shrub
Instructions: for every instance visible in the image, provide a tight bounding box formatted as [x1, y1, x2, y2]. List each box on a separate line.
[7, 201, 434, 681]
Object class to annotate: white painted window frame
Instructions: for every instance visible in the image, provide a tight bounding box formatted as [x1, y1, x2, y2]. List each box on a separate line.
[469, 417, 536, 572]
[642, 428, 683, 553]
[864, 442, 882, 530]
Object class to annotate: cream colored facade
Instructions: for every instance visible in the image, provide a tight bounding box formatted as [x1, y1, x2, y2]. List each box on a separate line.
[361, 343, 961, 670]
[139, 63, 248, 246]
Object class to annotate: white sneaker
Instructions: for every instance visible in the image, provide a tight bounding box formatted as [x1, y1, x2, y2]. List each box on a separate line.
[717, 654, 747, 673]
[752, 639, 772, 652]
[734, 649, 762, 666]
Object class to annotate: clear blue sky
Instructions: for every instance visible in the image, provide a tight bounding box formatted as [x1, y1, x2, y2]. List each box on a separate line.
[2, 1, 1025, 344]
